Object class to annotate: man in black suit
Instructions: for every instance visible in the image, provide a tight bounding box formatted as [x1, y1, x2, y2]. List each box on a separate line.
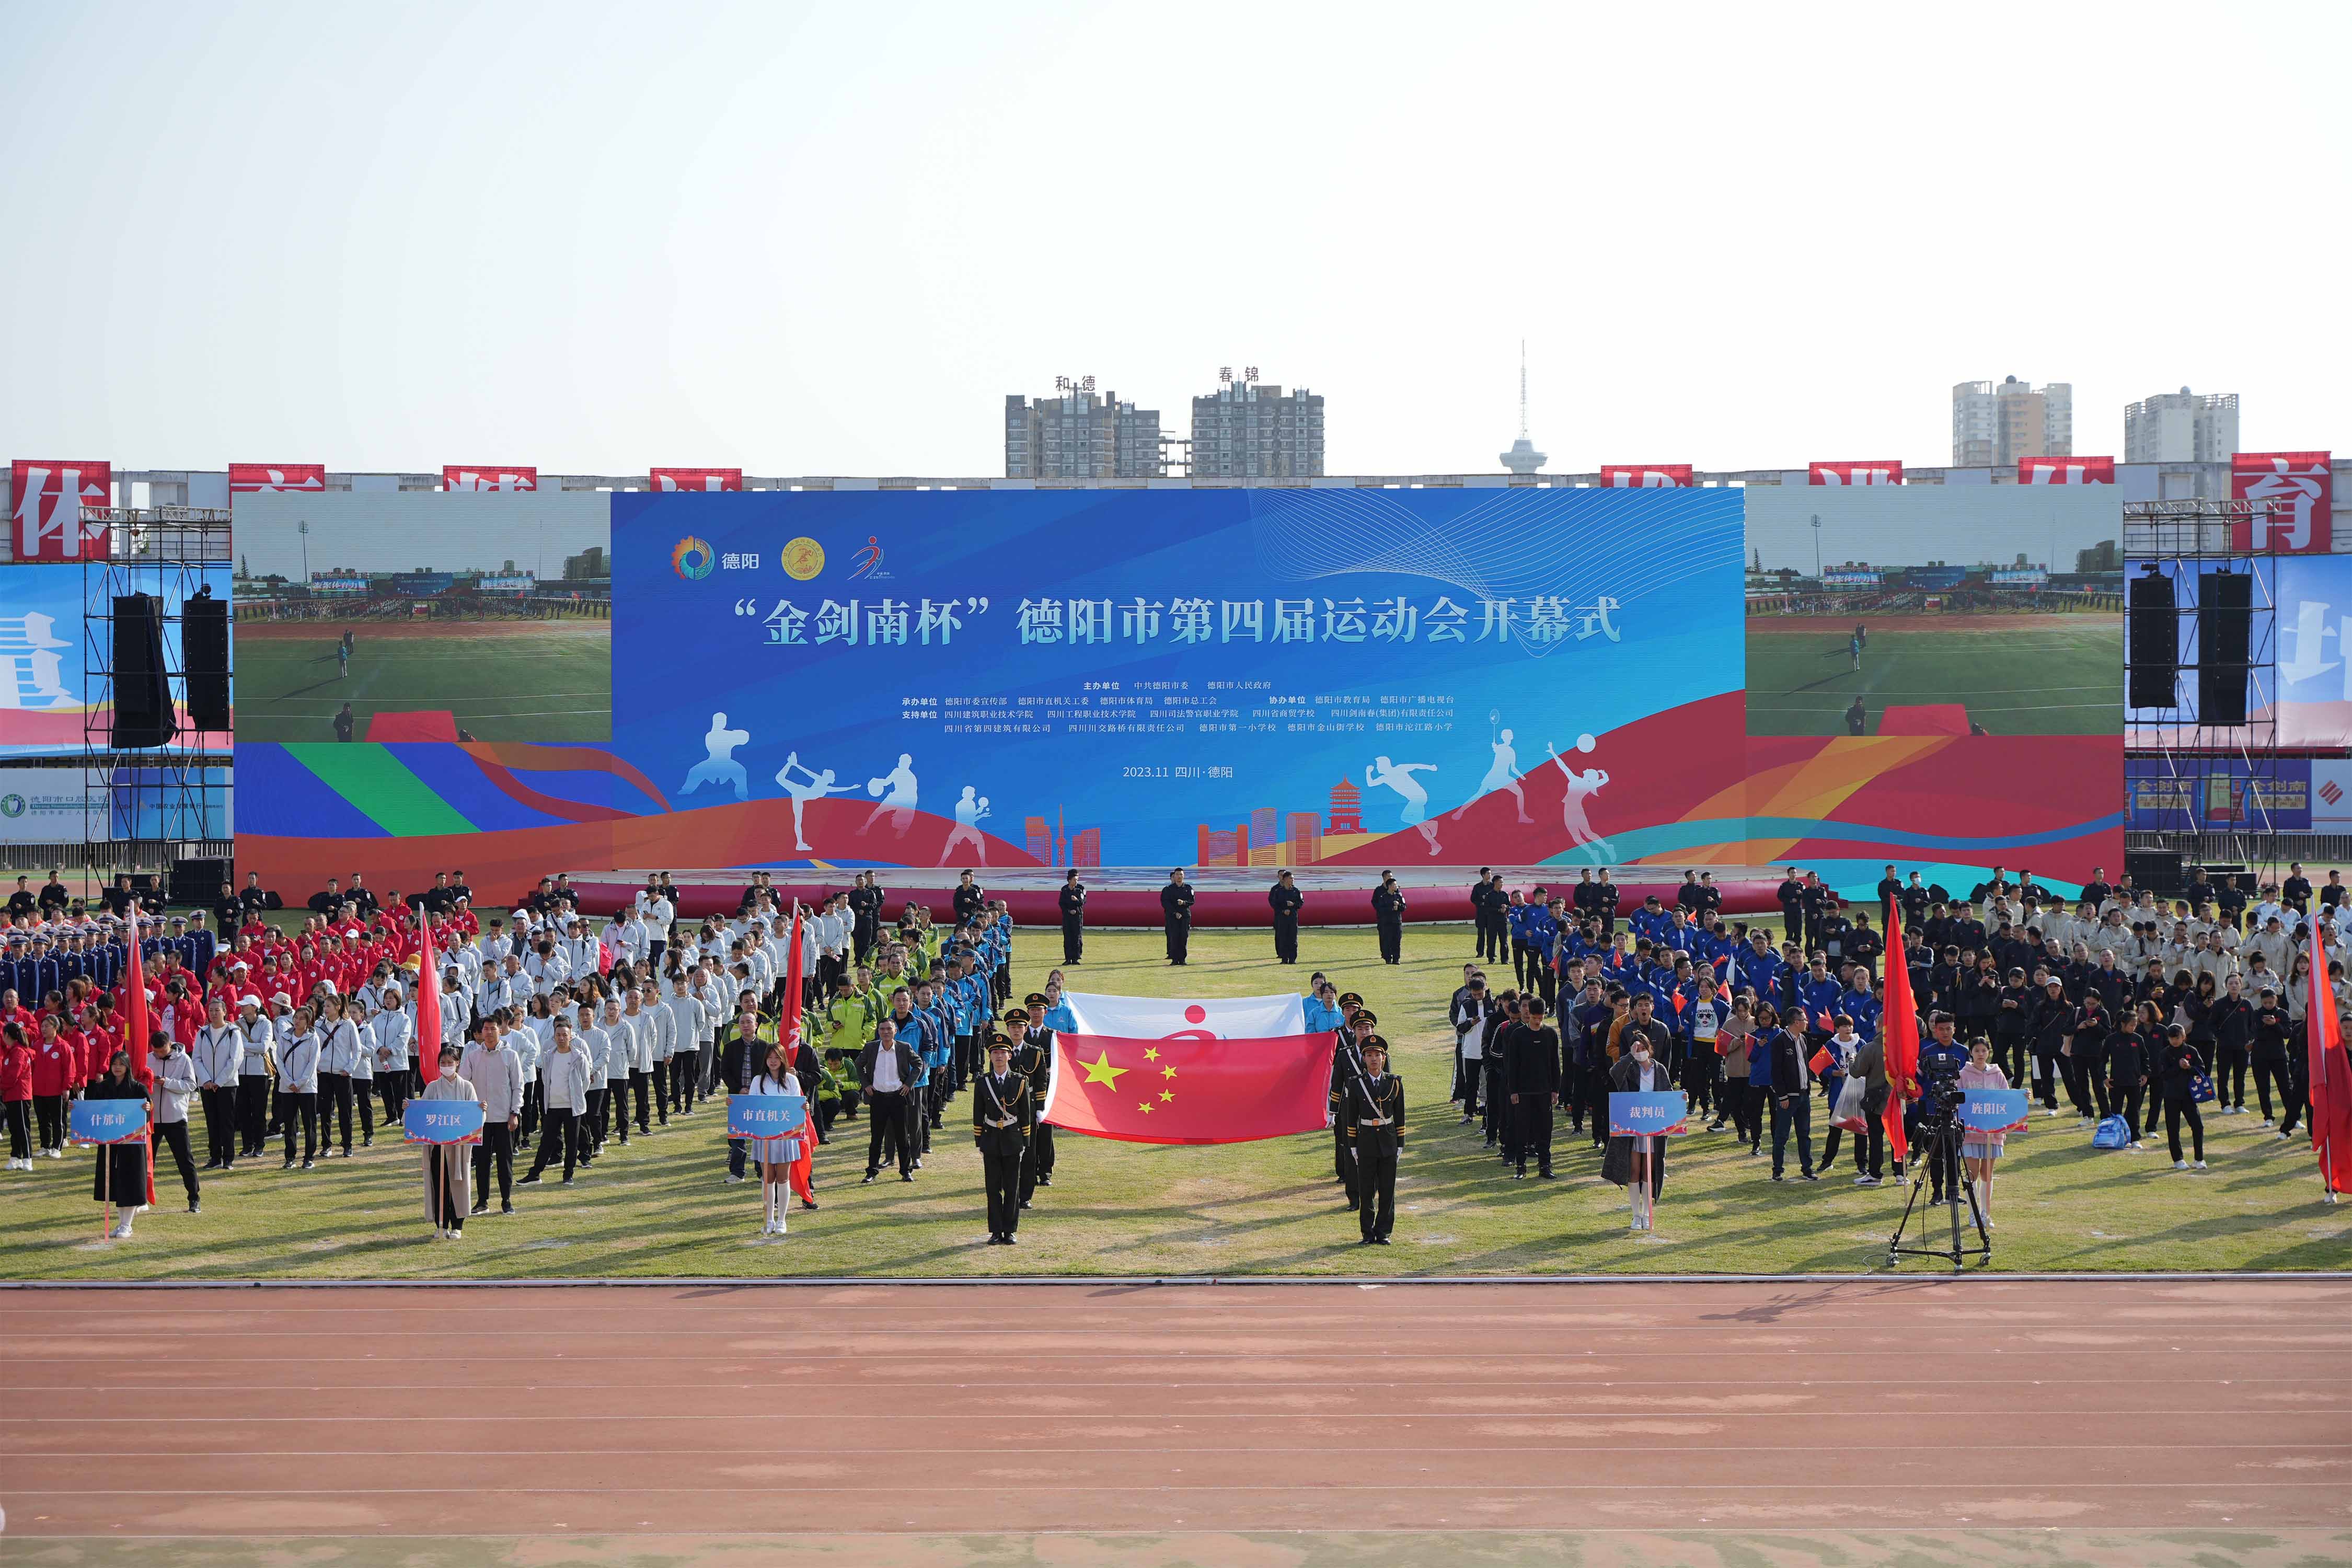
[856, 1016, 925, 1183]
[952, 870, 986, 925]
[1058, 870, 1087, 964]
[1469, 868, 1494, 959]
[1267, 871, 1304, 964]
[1505, 996, 1562, 1179]
[973, 1035, 1032, 1244]
[1370, 872, 1406, 964]
[1160, 869, 1195, 965]
[1344, 1037, 1405, 1245]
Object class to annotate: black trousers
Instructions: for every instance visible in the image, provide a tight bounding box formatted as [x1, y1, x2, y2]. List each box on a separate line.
[1356, 1138, 1397, 1239]
[984, 1147, 1023, 1235]
[865, 1090, 914, 1175]
[236, 1077, 271, 1152]
[1166, 921, 1190, 964]
[2031, 1050, 2060, 1109]
[2115, 1082, 2147, 1139]
[319, 1073, 356, 1151]
[472, 1122, 514, 1207]
[1514, 1097, 1553, 1174]
[630, 1068, 652, 1133]
[34, 1093, 65, 1151]
[671, 1051, 698, 1114]
[1770, 1093, 1814, 1176]
[5, 1098, 29, 1160]
[1273, 917, 1298, 964]
[1377, 918, 1402, 964]
[2164, 1099, 2205, 1162]
[1333, 1120, 1356, 1206]
[2253, 1058, 2289, 1120]
[1684, 1051, 1719, 1120]
[156, 1120, 200, 1203]
[651, 1058, 672, 1122]
[529, 1109, 580, 1180]
[1511, 939, 1532, 989]
[2216, 1047, 2249, 1109]
[199, 1085, 237, 1165]
[1063, 919, 1083, 963]
[280, 1091, 318, 1162]
[1021, 1121, 1055, 1198]
[378, 1075, 407, 1127]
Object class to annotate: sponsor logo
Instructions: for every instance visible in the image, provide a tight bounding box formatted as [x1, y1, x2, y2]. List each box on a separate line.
[0, 794, 22, 819]
[2322, 780, 2343, 807]
[673, 536, 716, 580]
[782, 537, 826, 581]
[847, 534, 887, 580]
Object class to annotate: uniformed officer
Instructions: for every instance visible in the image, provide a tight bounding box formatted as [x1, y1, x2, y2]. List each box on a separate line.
[1004, 1005, 1053, 1205]
[1267, 871, 1304, 965]
[973, 1034, 1032, 1245]
[1058, 871, 1087, 965]
[1345, 1037, 1405, 1244]
[1161, 869, 1196, 965]
[1328, 995, 1370, 1206]
[1017, 992, 1057, 1191]
[1370, 872, 1406, 964]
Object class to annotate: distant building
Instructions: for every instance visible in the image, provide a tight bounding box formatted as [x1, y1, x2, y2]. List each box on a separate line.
[1327, 778, 1363, 835]
[2125, 387, 2241, 464]
[1285, 811, 1322, 866]
[1952, 376, 2072, 467]
[1191, 373, 1323, 478]
[1068, 827, 1101, 867]
[1024, 816, 1052, 863]
[1005, 381, 1162, 479]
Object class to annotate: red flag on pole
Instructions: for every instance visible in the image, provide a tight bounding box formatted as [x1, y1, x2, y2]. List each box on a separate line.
[416, 916, 441, 1085]
[778, 908, 805, 1051]
[2302, 942, 2352, 1196]
[1880, 901, 1920, 1166]
[1042, 1030, 1336, 1145]
[124, 903, 157, 1204]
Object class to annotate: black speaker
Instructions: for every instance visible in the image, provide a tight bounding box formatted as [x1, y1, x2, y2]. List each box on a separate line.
[110, 594, 177, 748]
[2198, 570, 2252, 726]
[168, 856, 229, 907]
[2126, 849, 2187, 892]
[184, 589, 230, 733]
[2127, 569, 2177, 710]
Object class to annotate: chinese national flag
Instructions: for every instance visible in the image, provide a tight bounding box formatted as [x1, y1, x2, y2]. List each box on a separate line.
[416, 917, 441, 1085]
[1042, 1031, 1334, 1146]
[2303, 943, 2352, 1195]
[1880, 902, 1920, 1165]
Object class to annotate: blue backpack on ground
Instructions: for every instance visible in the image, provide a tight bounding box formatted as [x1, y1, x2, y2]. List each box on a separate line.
[2091, 1114, 2131, 1150]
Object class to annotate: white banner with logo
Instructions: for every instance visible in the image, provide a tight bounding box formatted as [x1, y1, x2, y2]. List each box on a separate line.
[0, 768, 100, 841]
[2313, 760, 2352, 829]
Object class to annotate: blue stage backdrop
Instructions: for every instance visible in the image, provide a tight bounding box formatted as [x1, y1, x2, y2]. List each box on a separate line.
[612, 487, 1748, 868]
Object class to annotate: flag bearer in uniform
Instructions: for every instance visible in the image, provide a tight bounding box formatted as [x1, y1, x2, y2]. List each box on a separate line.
[1007, 1001, 1055, 1203]
[974, 1034, 1032, 1245]
[1345, 1036, 1405, 1244]
[1328, 993, 1368, 1205]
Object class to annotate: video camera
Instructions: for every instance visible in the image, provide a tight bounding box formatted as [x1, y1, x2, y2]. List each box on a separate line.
[1916, 1050, 1968, 1111]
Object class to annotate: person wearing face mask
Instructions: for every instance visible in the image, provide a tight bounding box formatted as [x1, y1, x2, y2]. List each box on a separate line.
[1602, 1023, 1669, 1226]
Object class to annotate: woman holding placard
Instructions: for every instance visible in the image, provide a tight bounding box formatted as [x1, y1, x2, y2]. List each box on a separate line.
[1958, 1038, 2011, 1227]
[418, 1045, 480, 1239]
[87, 1049, 148, 1238]
[745, 1041, 803, 1236]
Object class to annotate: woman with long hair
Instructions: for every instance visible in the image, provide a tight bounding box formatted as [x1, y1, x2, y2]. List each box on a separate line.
[745, 1040, 804, 1236]
[1958, 1037, 2011, 1226]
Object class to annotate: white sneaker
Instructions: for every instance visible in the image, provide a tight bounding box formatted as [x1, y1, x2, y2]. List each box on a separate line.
[2193, 1159, 2208, 1170]
[2045, 1107, 2058, 1118]
[2128, 1140, 2143, 1150]
[2278, 1130, 2294, 1141]
[724, 1173, 745, 1185]
[2264, 1119, 2276, 1128]
[2175, 1160, 2188, 1170]
[47, 1146, 61, 1158]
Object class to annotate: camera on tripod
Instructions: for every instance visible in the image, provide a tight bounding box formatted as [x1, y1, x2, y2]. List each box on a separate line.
[1916, 1051, 1967, 1111]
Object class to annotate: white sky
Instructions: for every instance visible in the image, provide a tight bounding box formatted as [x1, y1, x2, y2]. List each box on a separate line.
[3, 2, 2345, 477]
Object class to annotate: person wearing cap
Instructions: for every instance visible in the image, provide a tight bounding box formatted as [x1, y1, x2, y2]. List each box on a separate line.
[418, 1044, 480, 1239]
[1010, 999, 1056, 1198]
[190, 996, 243, 1171]
[235, 993, 278, 1158]
[1267, 871, 1304, 965]
[1328, 997, 1371, 1206]
[974, 1033, 1033, 1244]
[1342, 1035, 1404, 1244]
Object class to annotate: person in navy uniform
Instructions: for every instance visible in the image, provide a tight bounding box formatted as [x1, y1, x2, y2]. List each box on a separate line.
[1268, 871, 1304, 965]
[1370, 872, 1406, 964]
[1058, 871, 1087, 964]
[1004, 1005, 1055, 1204]
[1329, 996, 1370, 1206]
[973, 1034, 1032, 1244]
[1344, 1037, 1405, 1244]
[1160, 869, 1195, 965]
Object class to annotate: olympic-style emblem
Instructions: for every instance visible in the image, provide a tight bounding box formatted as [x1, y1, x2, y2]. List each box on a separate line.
[673, 536, 716, 580]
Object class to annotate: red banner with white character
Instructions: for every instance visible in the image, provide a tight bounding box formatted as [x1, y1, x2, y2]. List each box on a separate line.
[649, 467, 743, 492]
[228, 462, 326, 495]
[1808, 460, 1902, 487]
[9, 460, 111, 561]
[1599, 464, 1693, 488]
[441, 466, 538, 492]
[2232, 451, 2333, 554]
[2019, 456, 2114, 485]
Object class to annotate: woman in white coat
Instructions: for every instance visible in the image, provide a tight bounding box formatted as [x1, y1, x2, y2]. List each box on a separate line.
[522, 1018, 592, 1186]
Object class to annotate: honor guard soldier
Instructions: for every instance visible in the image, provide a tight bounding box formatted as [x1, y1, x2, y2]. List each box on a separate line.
[973, 1034, 1032, 1245]
[1328, 995, 1370, 1206]
[1161, 869, 1196, 965]
[1267, 871, 1304, 965]
[1015, 993, 1057, 1194]
[1346, 1036, 1405, 1244]
[1058, 871, 1087, 965]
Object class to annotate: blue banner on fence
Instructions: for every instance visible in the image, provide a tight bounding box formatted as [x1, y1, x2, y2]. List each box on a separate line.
[402, 1100, 486, 1144]
[1608, 1090, 1690, 1138]
[70, 1099, 149, 1144]
[729, 1093, 807, 1139]
[1956, 1087, 2031, 1133]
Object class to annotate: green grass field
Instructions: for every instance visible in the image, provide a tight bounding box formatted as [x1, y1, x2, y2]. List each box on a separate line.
[1746, 614, 2122, 737]
[2, 924, 2338, 1282]
[234, 620, 611, 743]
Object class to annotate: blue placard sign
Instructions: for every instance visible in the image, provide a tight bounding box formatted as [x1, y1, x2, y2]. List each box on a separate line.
[1609, 1090, 1690, 1138]
[402, 1100, 486, 1144]
[1956, 1088, 2031, 1133]
[70, 1099, 149, 1144]
[729, 1093, 806, 1139]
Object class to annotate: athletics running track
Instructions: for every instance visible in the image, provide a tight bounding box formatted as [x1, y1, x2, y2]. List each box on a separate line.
[4, 1276, 2348, 1567]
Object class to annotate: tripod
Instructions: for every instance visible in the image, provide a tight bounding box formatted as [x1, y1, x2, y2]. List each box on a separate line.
[1886, 1103, 1990, 1270]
